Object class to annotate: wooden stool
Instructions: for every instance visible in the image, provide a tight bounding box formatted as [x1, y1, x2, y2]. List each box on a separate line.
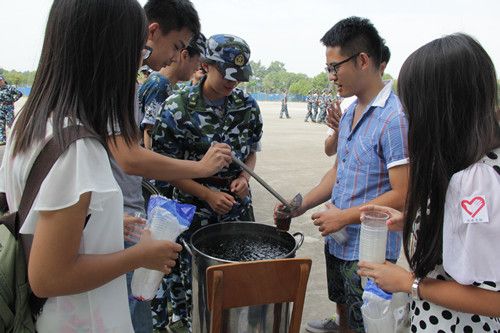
[206, 258, 312, 333]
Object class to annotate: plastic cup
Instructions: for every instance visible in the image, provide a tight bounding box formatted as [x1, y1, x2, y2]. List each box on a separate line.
[359, 212, 389, 288]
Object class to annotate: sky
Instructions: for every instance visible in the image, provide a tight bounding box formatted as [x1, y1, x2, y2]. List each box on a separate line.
[1, 0, 499, 79]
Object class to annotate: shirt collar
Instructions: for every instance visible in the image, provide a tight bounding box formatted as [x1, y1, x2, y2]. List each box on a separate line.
[371, 80, 393, 108]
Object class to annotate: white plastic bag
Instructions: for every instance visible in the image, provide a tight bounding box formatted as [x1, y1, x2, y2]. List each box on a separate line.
[361, 280, 394, 333]
[131, 195, 195, 301]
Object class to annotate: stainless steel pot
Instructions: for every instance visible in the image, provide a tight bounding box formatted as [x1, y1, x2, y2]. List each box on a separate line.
[183, 222, 305, 333]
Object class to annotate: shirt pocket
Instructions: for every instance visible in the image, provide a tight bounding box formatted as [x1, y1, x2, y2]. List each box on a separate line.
[351, 135, 377, 171]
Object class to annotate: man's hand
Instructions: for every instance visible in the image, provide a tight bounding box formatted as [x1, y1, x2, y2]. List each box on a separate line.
[206, 190, 236, 215]
[326, 99, 342, 131]
[230, 175, 249, 199]
[199, 143, 232, 177]
[311, 203, 349, 236]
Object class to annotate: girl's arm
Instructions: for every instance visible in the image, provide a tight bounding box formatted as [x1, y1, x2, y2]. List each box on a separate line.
[357, 261, 500, 317]
[28, 192, 181, 298]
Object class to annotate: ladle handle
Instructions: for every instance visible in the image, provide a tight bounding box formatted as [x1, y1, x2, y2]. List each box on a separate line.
[181, 238, 193, 256]
[231, 154, 291, 208]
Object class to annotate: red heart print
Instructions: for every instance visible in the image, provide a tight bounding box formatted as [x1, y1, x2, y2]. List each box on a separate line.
[461, 197, 485, 218]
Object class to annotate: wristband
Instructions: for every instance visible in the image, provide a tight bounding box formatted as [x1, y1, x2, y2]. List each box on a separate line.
[411, 277, 422, 300]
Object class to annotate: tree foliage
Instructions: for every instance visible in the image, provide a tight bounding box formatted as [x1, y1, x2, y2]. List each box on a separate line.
[0, 68, 36, 86]
[242, 61, 332, 95]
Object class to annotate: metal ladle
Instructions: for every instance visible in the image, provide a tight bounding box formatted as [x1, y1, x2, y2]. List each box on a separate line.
[231, 154, 300, 211]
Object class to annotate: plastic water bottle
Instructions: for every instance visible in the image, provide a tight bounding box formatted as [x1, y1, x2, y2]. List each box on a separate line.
[131, 207, 186, 301]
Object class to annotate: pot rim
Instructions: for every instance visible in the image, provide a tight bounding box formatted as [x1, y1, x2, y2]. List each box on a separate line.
[188, 222, 299, 263]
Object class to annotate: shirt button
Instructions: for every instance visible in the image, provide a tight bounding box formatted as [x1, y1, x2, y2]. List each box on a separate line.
[342, 158, 346, 163]
[347, 137, 351, 141]
[336, 180, 339, 184]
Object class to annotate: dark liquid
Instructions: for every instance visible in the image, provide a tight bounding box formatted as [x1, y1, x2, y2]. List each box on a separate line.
[197, 235, 290, 262]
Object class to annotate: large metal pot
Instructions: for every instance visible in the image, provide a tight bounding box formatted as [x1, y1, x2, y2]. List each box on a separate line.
[183, 222, 305, 333]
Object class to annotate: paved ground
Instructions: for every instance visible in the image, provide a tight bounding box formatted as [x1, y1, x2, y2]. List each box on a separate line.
[5, 99, 405, 332]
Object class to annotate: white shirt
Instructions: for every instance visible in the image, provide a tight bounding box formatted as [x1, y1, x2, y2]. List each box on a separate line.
[443, 147, 500, 285]
[0, 121, 133, 332]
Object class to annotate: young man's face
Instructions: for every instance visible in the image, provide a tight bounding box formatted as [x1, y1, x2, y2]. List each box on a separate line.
[145, 24, 192, 71]
[203, 63, 239, 98]
[0, 79, 5, 87]
[325, 46, 360, 98]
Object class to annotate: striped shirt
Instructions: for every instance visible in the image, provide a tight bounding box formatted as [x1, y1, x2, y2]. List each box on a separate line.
[328, 81, 409, 261]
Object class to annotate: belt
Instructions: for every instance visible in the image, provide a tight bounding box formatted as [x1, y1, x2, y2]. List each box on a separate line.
[0, 102, 13, 106]
[194, 176, 234, 187]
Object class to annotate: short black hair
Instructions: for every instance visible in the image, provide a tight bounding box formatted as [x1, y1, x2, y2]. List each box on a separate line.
[381, 44, 391, 64]
[144, 0, 200, 36]
[320, 16, 383, 67]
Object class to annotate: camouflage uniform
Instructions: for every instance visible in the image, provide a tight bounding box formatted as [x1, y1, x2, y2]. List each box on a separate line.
[316, 93, 329, 123]
[151, 34, 261, 331]
[279, 93, 290, 118]
[304, 93, 315, 122]
[148, 34, 207, 331]
[312, 93, 319, 120]
[0, 83, 22, 144]
[138, 72, 175, 129]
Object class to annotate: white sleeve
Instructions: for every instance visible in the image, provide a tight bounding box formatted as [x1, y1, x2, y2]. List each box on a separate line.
[442, 162, 500, 285]
[20, 138, 121, 235]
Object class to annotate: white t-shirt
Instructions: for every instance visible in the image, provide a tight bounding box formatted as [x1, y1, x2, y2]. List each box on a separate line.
[443, 148, 500, 285]
[0, 122, 133, 332]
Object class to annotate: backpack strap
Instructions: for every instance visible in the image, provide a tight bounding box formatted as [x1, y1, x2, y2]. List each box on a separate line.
[19, 125, 101, 260]
[0, 125, 102, 317]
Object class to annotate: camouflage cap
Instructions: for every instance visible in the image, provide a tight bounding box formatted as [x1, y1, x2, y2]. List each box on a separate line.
[0, 76, 4, 80]
[203, 34, 252, 82]
[188, 33, 206, 55]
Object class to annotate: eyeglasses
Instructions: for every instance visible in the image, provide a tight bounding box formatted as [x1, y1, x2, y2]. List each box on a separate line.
[142, 46, 153, 60]
[325, 52, 361, 75]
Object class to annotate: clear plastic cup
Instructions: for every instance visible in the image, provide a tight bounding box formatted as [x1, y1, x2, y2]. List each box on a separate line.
[359, 212, 389, 288]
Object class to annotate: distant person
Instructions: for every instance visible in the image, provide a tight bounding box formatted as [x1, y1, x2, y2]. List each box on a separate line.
[279, 89, 290, 118]
[312, 90, 320, 120]
[0, 1, 182, 331]
[304, 91, 316, 122]
[151, 34, 263, 329]
[274, 17, 409, 333]
[358, 33, 500, 333]
[0, 75, 23, 145]
[316, 90, 329, 123]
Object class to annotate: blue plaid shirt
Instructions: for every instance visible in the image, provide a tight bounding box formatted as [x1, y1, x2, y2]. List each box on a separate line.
[328, 81, 409, 261]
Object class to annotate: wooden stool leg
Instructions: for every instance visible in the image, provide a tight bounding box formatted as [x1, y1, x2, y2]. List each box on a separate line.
[210, 271, 224, 333]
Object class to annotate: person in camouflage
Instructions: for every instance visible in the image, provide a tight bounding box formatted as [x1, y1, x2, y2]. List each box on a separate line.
[0, 76, 23, 145]
[304, 91, 315, 122]
[312, 90, 320, 121]
[279, 89, 290, 118]
[140, 33, 206, 150]
[151, 34, 263, 331]
[143, 33, 206, 333]
[316, 90, 329, 123]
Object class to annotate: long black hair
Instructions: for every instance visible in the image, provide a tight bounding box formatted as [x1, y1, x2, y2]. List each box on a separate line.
[398, 33, 500, 278]
[12, 0, 147, 155]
